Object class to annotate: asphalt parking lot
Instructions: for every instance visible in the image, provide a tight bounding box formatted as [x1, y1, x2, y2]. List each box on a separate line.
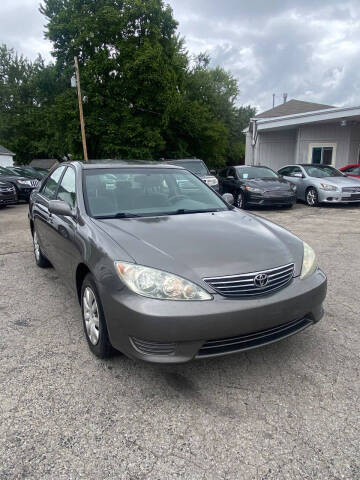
[0, 202, 359, 479]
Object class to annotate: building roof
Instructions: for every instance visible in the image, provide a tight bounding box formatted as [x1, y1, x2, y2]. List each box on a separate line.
[0, 145, 15, 156]
[248, 104, 360, 133]
[30, 159, 59, 169]
[255, 99, 335, 119]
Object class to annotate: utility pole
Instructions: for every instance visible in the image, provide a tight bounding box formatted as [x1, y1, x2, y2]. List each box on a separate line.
[74, 56, 88, 162]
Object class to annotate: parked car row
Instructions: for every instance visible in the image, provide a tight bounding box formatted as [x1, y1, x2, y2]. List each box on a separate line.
[218, 163, 360, 208]
[0, 166, 47, 208]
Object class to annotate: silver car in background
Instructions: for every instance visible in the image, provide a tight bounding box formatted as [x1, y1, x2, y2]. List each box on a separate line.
[278, 164, 360, 206]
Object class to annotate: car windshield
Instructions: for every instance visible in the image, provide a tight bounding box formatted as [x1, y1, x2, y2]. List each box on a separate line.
[84, 168, 228, 218]
[303, 165, 345, 178]
[170, 161, 209, 177]
[0, 166, 21, 176]
[236, 167, 278, 180]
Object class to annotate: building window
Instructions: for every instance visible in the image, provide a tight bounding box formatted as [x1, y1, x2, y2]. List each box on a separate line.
[311, 146, 333, 165]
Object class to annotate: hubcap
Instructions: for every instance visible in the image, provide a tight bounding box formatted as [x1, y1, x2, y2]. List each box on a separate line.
[33, 232, 40, 261]
[307, 190, 316, 205]
[83, 287, 100, 345]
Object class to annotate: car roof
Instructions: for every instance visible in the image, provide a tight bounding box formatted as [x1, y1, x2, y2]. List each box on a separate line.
[235, 165, 273, 168]
[163, 158, 203, 163]
[70, 160, 184, 170]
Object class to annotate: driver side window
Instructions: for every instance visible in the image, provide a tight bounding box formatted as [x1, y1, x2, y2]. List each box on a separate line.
[57, 167, 76, 208]
[41, 166, 66, 200]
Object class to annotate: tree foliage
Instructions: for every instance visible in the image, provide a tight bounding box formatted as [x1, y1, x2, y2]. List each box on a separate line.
[0, 0, 256, 167]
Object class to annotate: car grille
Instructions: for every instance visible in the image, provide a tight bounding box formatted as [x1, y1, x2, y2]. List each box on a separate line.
[197, 317, 313, 357]
[203, 263, 295, 297]
[0, 186, 15, 193]
[130, 337, 176, 356]
[264, 190, 293, 197]
[342, 186, 360, 193]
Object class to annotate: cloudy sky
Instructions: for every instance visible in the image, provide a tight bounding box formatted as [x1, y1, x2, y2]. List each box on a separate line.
[1, 0, 360, 112]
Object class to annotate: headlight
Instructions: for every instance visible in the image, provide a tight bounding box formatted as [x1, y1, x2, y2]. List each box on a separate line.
[320, 183, 338, 191]
[16, 180, 32, 186]
[206, 177, 219, 187]
[300, 242, 317, 279]
[114, 262, 212, 301]
[245, 186, 263, 193]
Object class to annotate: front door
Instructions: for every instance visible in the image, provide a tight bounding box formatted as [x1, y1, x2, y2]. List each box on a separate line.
[47, 166, 79, 285]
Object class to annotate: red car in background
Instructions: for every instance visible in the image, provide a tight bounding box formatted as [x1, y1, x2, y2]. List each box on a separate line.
[340, 164, 360, 178]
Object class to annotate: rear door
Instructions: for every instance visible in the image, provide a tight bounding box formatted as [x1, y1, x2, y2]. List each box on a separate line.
[222, 167, 238, 195]
[33, 166, 66, 259]
[343, 166, 360, 178]
[279, 166, 304, 198]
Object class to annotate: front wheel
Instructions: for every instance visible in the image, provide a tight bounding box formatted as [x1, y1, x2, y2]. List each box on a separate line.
[234, 191, 246, 209]
[306, 187, 319, 207]
[81, 274, 114, 358]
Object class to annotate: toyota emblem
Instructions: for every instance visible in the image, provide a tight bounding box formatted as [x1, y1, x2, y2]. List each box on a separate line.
[254, 273, 269, 288]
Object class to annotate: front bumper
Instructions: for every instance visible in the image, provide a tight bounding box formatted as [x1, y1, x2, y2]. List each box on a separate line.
[318, 190, 360, 203]
[100, 269, 327, 363]
[247, 192, 296, 206]
[0, 193, 17, 205]
[17, 187, 36, 201]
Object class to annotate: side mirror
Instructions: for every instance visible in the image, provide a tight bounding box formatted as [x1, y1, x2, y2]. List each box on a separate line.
[210, 169, 216, 175]
[48, 200, 75, 218]
[222, 193, 234, 205]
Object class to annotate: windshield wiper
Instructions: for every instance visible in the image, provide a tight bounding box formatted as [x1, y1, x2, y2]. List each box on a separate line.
[169, 208, 223, 215]
[94, 212, 141, 219]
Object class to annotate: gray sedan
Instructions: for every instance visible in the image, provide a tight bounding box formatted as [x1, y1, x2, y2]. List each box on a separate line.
[29, 161, 327, 363]
[278, 164, 360, 206]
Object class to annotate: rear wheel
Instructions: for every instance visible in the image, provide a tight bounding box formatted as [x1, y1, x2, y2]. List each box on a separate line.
[234, 191, 246, 209]
[33, 230, 51, 268]
[81, 274, 114, 358]
[306, 187, 319, 207]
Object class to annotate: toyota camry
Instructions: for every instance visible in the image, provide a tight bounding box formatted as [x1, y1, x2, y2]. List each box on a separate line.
[29, 162, 327, 363]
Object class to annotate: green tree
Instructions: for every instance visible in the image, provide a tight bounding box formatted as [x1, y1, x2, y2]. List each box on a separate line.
[40, 0, 188, 160]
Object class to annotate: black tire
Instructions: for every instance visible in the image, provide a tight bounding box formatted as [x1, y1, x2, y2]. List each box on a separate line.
[306, 187, 319, 207]
[81, 273, 114, 359]
[0, 205, 6, 209]
[234, 190, 246, 209]
[33, 230, 51, 268]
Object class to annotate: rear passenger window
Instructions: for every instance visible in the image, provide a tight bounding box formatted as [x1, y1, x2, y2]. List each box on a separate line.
[41, 166, 66, 200]
[57, 167, 76, 208]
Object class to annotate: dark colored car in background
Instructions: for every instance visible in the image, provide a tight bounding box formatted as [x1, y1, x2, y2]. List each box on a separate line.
[162, 158, 219, 191]
[218, 165, 297, 208]
[0, 166, 39, 202]
[340, 164, 360, 178]
[7, 166, 46, 180]
[0, 180, 17, 208]
[29, 161, 326, 363]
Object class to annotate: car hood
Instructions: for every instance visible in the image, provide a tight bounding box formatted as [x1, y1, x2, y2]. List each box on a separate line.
[246, 178, 292, 190]
[92, 210, 304, 282]
[312, 176, 360, 187]
[0, 180, 13, 187]
[0, 175, 29, 182]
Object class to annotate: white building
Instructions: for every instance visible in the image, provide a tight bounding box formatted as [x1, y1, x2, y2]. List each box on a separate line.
[245, 99, 360, 170]
[0, 145, 15, 167]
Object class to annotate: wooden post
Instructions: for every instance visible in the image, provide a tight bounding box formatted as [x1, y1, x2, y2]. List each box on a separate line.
[74, 56, 88, 162]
